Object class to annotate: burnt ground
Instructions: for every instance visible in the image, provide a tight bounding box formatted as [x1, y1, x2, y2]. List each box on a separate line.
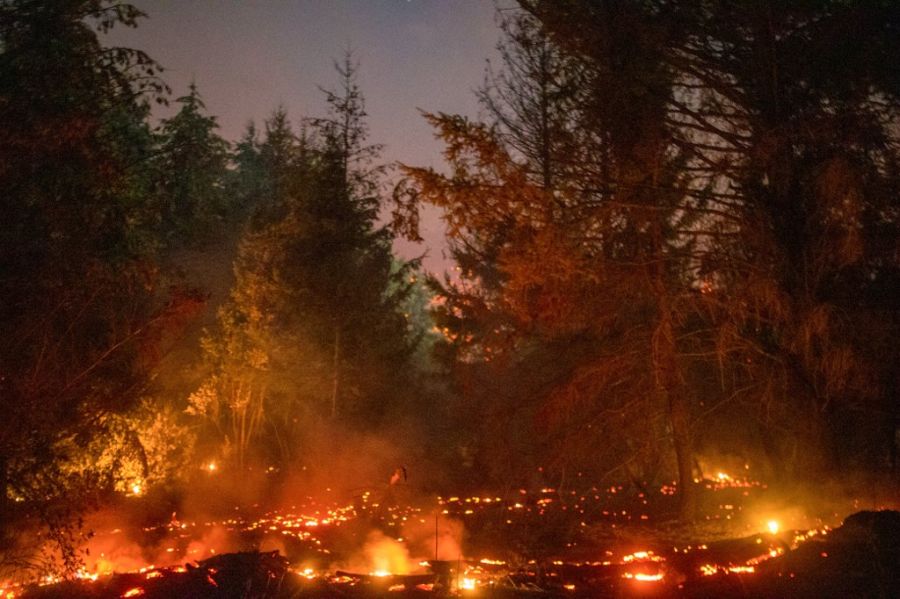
[18, 510, 900, 598]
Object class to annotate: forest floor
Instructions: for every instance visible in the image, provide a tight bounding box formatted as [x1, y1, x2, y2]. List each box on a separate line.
[9, 471, 900, 598]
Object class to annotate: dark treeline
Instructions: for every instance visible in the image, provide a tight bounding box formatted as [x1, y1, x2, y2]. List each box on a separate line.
[395, 1, 899, 515]
[0, 0, 898, 579]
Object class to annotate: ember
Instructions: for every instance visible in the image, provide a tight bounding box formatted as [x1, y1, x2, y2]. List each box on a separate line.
[622, 572, 664, 582]
[5, 507, 899, 598]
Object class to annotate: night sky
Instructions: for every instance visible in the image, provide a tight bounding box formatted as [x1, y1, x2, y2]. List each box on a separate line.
[105, 0, 504, 273]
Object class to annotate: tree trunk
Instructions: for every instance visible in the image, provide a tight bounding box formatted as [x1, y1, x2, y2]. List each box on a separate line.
[239, 403, 246, 470]
[759, 422, 787, 481]
[654, 272, 696, 520]
[659, 347, 696, 518]
[331, 324, 341, 419]
[669, 384, 696, 519]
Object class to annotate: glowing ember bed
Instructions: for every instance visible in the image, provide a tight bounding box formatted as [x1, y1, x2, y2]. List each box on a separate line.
[10, 510, 900, 598]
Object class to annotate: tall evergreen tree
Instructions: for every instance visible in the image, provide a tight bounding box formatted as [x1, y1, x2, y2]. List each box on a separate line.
[230, 121, 265, 214]
[410, 0, 900, 507]
[154, 82, 230, 243]
[298, 54, 405, 420]
[527, 0, 900, 475]
[397, 6, 701, 514]
[256, 106, 299, 222]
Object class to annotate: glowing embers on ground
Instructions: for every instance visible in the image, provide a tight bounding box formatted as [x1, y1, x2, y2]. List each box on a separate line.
[698, 525, 830, 578]
[2, 520, 839, 598]
[619, 550, 666, 583]
[622, 572, 664, 582]
[695, 470, 765, 491]
[292, 566, 318, 580]
[5, 473, 856, 598]
[699, 563, 756, 576]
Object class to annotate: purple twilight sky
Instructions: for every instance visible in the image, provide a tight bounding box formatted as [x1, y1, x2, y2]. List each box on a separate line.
[104, 0, 508, 275]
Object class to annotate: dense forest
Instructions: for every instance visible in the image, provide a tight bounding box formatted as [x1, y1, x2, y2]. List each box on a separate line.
[0, 0, 898, 590]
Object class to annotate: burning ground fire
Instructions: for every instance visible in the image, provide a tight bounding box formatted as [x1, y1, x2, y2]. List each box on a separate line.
[2, 469, 894, 598]
[0, 527, 830, 598]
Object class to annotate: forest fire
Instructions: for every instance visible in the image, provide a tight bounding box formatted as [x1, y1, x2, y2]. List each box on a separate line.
[2, 1, 898, 598]
[4, 472, 895, 598]
[1, 451, 893, 598]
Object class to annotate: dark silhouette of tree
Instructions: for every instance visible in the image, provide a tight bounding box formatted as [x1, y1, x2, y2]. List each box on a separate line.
[525, 0, 900, 477]
[256, 106, 299, 222]
[154, 82, 231, 243]
[0, 0, 201, 574]
[662, 1, 900, 475]
[230, 122, 266, 215]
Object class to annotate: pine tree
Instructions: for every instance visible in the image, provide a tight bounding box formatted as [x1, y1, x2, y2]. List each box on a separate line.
[524, 0, 900, 478]
[292, 54, 415, 421]
[230, 122, 265, 213]
[154, 82, 231, 243]
[256, 106, 299, 222]
[398, 3, 702, 515]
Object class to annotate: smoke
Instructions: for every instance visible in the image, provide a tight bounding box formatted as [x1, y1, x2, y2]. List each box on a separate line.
[400, 514, 464, 562]
[330, 514, 466, 576]
[9, 413, 423, 580]
[52, 413, 466, 581]
[82, 532, 148, 575]
[275, 426, 410, 502]
[266, 411, 459, 507]
[81, 508, 242, 576]
[183, 525, 237, 561]
[694, 452, 755, 481]
[755, 473, 900, 531]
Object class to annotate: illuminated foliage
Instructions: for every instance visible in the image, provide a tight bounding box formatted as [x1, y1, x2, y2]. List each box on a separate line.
[397, 7, 700, 514]
[192, 59, 424, 468]
[398, 1, 900, 514]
